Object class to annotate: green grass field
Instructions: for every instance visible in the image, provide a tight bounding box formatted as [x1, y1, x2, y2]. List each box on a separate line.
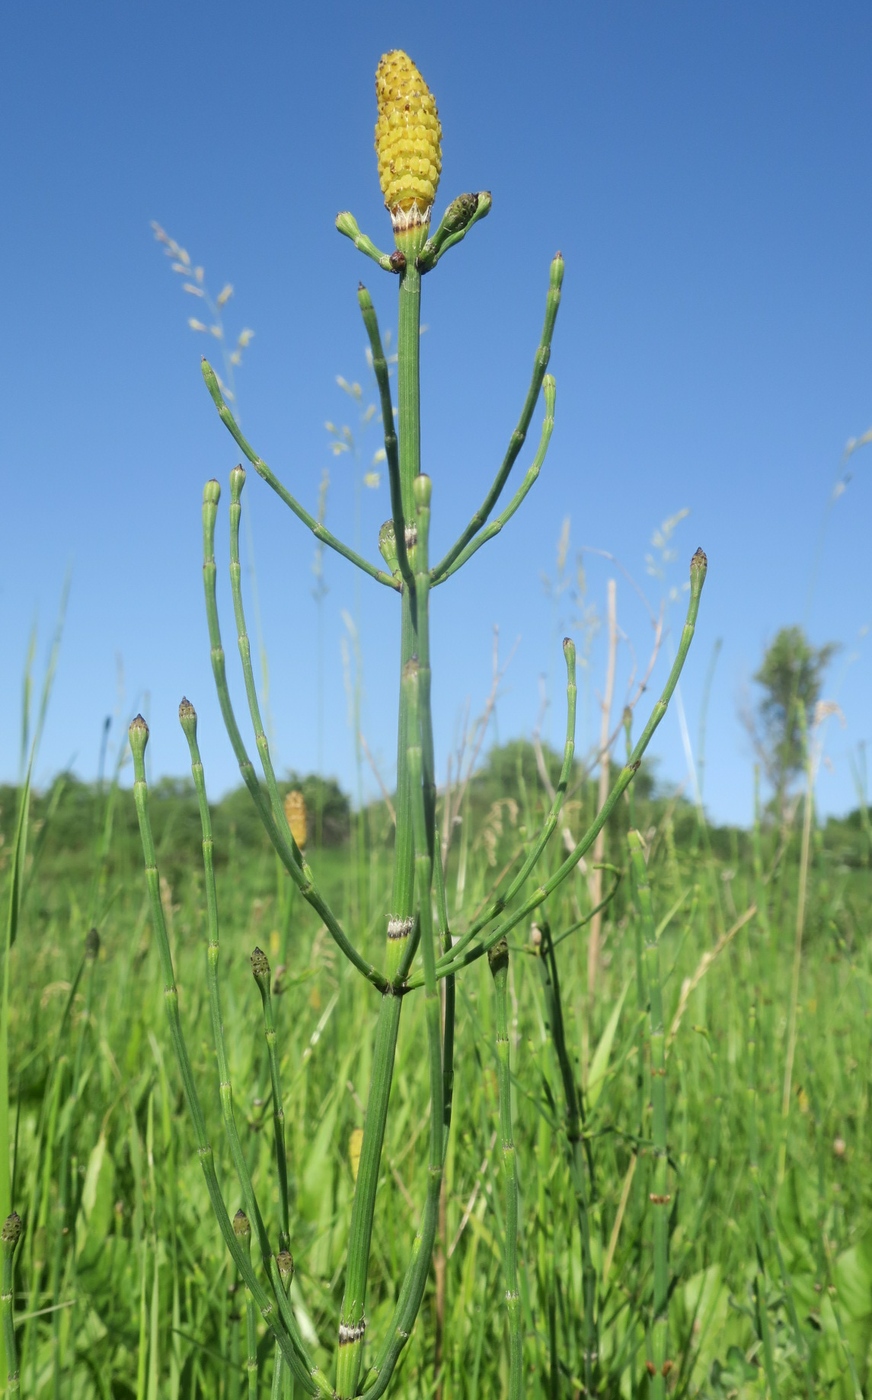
[3, 753, 871, 1398]
[4, 45, 871, 1400]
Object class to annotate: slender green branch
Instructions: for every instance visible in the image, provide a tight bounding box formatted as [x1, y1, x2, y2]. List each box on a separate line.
[433, 825, 456, 1147]
[416, 191, 492, 273]
[233, 1211, 260, 1400]
[201, 478, 388, 993]
[178, 701, 324, 1390]
[433, 374, 556, 584]
[489, 941, 522, 1399]
[251, 947, 291, 1253]
[411, 633, 578, 986]
[549, 866, 623, 948]
[431, 252, 563, 580]
[128, 717, 332, 1398]
[356, 285, 413, 590]
[421, 548, 708, 984]
[201, 358, 399, 590]
[336, 212, 399, 272]
[272, 1252, 296, 1400]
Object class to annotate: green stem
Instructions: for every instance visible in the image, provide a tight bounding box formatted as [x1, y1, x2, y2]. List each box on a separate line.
[356, 285, 413, 590]
[336, 221, 429, 1400]
[489, 941, 522, 1399]
[748, 1003, 781, 1400]
[535, 921, 598, 1393]
[431, 253, 563, 581]
[363, 778, 456, 1399]
[233, 1212, 260, 1400]
[628, 832, 669, 1398]
[1, 1213, 21, 1395]
[363, 645, 445, 1394]
[251, 948, 291, 1253]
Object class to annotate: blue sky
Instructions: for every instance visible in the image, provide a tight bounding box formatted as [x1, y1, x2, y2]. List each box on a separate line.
[2, 1, 870, 826]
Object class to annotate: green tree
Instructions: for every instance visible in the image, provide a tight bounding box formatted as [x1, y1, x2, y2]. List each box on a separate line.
[752, 625, 837, 814]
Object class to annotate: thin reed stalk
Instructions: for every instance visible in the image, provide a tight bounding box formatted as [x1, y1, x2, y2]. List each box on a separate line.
[628, 830, 670, 1397]
[535, 920, 598, 1394]
[747, 1002, 781, 1399]
[233, 1211, 260, 1400]
[588, 576, 618, 998]
[489, 939, 522, 1399]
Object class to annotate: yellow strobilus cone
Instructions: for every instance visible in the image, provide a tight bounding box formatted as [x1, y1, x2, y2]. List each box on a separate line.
[375, 50, 442, 231]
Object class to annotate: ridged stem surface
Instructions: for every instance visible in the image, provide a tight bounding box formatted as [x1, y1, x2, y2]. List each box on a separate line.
[336, 222, 429, 1399]
[1, 1213, 21, 1394]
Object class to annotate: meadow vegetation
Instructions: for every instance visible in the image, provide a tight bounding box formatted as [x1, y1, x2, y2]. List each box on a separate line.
[3, 747, 872, 1396]
[3, 44, 872, 1400]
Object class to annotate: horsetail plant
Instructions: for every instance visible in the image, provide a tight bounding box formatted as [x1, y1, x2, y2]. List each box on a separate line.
[131, 49, 707, 1394]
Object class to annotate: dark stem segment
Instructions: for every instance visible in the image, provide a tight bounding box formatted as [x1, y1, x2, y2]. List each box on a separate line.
[535, 922, 598, 1393]
[489, 941, 522, 1400]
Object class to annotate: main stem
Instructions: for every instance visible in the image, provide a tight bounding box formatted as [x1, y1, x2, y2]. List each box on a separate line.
[336, 223, 428, 1399]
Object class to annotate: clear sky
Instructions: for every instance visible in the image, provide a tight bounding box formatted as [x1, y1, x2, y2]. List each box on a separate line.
[2, 1, 870, 827]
